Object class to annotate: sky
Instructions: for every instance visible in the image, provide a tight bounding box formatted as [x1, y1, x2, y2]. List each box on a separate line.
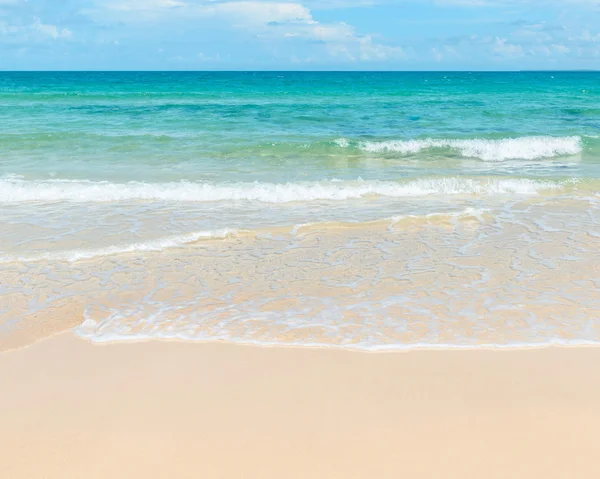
[1, 0, 600, 70]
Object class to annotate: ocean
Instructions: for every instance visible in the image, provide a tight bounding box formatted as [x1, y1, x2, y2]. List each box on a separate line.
[1, 71, 600, 350]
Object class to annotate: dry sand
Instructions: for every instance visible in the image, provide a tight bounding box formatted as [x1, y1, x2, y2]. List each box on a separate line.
[1, 334, 600, 478]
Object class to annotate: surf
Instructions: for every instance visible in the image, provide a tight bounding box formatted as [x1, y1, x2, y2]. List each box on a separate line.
[334, 136, 583, 161]
[0, 177, 567, 204]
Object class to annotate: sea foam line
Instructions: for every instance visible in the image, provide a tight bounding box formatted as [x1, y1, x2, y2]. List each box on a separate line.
[73, 318, 600, 352]
[334, 136, 582, 161]
[0, 177, 565, 204]
[1, 208, 487, 264]
[0, 229, 237, 264]
[77, 334, 600, 352]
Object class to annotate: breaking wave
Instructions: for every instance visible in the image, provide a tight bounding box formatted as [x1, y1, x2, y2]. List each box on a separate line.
[0, 177, 566, 204]
[334, 136, 583, 161]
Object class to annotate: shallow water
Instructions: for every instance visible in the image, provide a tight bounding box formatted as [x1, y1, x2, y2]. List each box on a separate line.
[1, 71, 600, 350]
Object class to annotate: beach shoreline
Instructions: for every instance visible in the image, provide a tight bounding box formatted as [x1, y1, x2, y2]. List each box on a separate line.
[5, 198, 600, 354]
[2, 332, 600, 479]
[3, 70, 600, 478]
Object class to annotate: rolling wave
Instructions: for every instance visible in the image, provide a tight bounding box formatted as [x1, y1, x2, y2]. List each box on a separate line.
[334, 136, 583, 161]
[0, 177, 566, 204]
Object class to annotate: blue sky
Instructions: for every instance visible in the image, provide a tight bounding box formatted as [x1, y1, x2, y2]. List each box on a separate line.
[1, 0, 600, 70]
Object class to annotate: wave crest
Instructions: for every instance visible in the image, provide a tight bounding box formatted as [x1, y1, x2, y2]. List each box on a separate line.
[334, 136, 582, 161]
[0, 177, 565, 204]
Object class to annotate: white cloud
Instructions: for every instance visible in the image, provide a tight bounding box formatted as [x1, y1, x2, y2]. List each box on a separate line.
[209, 2, 313, 26]
[493, 37, 524, 58]
[98, 0, 312, 22]
[102, 0, 373, 11]
[435, 0, 600, 6]
[106, 0, 186, 11]
[571, 30, 600, 42]
[506, 23, 598, 58]
[197, 52, 222, 61]
[551, 44, 570, 54]
[316, 31, 405, 61]
[512, 27, 553, 43]
[434, 0, 491, 5]
[0, 18, 72, 40]
[214, 2, 404, 61]
[430, 20, 597, 65]
[92, 0, 403, 63]
[306, 0, 375, 8]
[31, 18, 73, 39]
[430, 45, 459, 62]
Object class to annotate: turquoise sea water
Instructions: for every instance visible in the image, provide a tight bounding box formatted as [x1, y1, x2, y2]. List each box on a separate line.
[2, 72, 600, 350]
[2, 71, 600, 255]
[1, 71, 600, 183]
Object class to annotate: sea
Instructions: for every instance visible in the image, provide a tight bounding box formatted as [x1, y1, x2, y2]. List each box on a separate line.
[1, 71, 600, 351]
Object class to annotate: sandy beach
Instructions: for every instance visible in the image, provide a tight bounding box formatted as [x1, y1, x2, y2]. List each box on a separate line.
[3, 8, 600, 477]
[2, 334, 600, 479]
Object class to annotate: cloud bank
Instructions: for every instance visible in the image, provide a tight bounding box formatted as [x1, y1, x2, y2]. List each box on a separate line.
[1, 0, 599, 69]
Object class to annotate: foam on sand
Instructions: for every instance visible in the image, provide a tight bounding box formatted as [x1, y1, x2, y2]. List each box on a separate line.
[0, 229, 237, 263]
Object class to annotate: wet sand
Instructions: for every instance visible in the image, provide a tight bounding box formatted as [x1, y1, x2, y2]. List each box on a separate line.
[1, 333, 600, 478]
[4, 201, 600, 352]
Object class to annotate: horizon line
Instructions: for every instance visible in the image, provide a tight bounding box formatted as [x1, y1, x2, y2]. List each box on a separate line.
[1, 69, 599, 73]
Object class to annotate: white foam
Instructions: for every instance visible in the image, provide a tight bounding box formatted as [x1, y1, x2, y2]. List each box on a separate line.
[0, 177, 564, 204]
[0, 229, 236, 263]
[73, 309, 600, 352]
[333, 137, 350, 148]
[74, 329, 600, 352]
[338, 136, 582, 161]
